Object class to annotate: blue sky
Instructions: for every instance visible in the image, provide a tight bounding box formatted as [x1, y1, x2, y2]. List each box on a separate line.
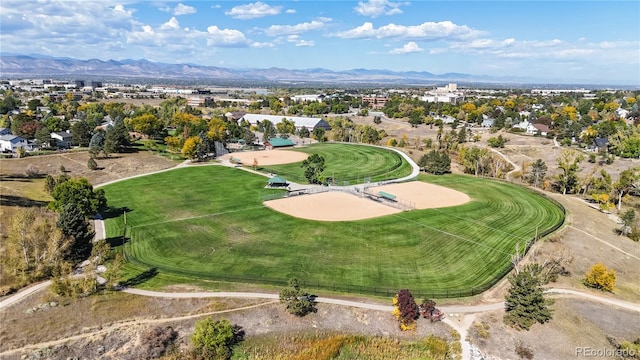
[1, 0, 639, 85]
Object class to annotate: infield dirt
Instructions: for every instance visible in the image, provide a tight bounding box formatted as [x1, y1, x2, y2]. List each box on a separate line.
[264, 181, 470, 221]
[220, 149, 308, 166]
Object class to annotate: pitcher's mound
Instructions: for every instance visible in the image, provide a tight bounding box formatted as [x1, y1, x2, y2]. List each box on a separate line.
[221, 150, 308, 165]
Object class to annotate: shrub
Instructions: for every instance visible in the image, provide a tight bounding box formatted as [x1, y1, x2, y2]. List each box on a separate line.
[473, 321, 490, 340]
[50, 276, 98, 298]
[393, 289, 419, 330]
[190, 318, 244, 360]
[487, 135, 508, 148]
[87, 157, 98, 170]
[26, 164, 40, 177]
[279, 278, 317, 317]
[141, 326, 178, 359]
[515, 340, 534, 359]
[584, 263, 616, 292]
[59, 164, 66, 173]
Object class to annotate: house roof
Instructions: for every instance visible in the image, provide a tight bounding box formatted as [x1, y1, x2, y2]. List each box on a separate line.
[594, 138, 609, 147]
[267, 176, 288, 184]
[533, 123, 550, 132]
[0, 134, 26, 143]
[52, 131, 73, 139]
[240, 114, 327, 129]
[266, 137, 295, 147]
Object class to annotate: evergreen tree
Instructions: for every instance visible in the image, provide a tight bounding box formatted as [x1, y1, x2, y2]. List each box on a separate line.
[279, 278, 317, 317]
[56, 202, 94, 262]
[457, 127, 467, 143]
[88, 129, 105, 157]
[421, 150, 451, 175]
[71, 120, 93, 147]
[104, 119, 130, 154]
[504, 265, 553, 330]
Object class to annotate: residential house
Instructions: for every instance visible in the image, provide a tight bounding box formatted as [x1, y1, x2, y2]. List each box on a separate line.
[513, 120, 539, 135]
[616, 108, 630, 119]
[593, 137, 609, 152]
[50, 131, 73, 149]
[0, 134, 28, 152]
[532, 123, 550, 136]
[481, 116, 495, 128]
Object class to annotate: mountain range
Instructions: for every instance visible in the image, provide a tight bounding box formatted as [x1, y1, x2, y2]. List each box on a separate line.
[0, 54, 576, 87]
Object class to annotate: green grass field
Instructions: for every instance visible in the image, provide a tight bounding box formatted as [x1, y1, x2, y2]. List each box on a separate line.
[103, 163, 564, 297]
[258, 143, 413, 184]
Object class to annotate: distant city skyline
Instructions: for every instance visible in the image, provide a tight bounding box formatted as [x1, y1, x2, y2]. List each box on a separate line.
[1, 1, 638, 86]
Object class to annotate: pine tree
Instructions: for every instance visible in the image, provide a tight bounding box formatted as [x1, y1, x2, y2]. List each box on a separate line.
[56, 202, 94, 262]
[504, 265, 553, 330]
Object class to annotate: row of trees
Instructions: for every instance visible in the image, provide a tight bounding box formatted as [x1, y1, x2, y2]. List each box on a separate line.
[1, 175, 107, 291]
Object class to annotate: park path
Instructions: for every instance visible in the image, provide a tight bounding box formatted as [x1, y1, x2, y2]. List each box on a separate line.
[2, 283, 638, 360]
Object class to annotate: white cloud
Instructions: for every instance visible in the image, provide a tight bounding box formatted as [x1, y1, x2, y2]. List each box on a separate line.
[389, 41, 423, 54]
[286, 35, 314, 47]
[174, 3, 196, 16]
[336, 21, 484, 41]
[206, 26, 251, 46]
[161, 17, 180, 30]
[354, 0, 406, 18]
[265, 20, 327, 36]
[295, 40, 314, 47]
[285, 9, 296, 14]
[225, 2, 281, 19]
[251, 42, 274, 48]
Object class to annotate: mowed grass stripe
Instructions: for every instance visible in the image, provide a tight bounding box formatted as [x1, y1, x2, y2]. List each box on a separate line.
[104, 165, 564, 294]
[259, 143, 412, 184]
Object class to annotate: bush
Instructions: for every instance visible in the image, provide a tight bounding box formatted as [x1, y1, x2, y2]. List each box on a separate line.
[487, 135, 508, 148]
[50, 276, 98, 298]
[584, 263, 616, 292]
[393, 289, 419, 330]
[87, 157, 98, 170]
[26, 164, 40, 177]
[190, 318, 244, 360]
[279, 278, 317, 317]
[515, 339, 534, 359]
[473, 321, 490, 340]
[141, 326, 178, 359]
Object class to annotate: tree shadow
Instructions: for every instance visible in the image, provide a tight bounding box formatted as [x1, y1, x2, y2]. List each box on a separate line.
[120, 267, 158, 287]
[0, 173, 45, 182]
[105, 236, 128, 248]
[0, 194, 49, 208]
[101, 206, 133, 220]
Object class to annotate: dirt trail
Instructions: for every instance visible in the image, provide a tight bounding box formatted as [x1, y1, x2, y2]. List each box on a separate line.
[0, 301, 278, 357]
